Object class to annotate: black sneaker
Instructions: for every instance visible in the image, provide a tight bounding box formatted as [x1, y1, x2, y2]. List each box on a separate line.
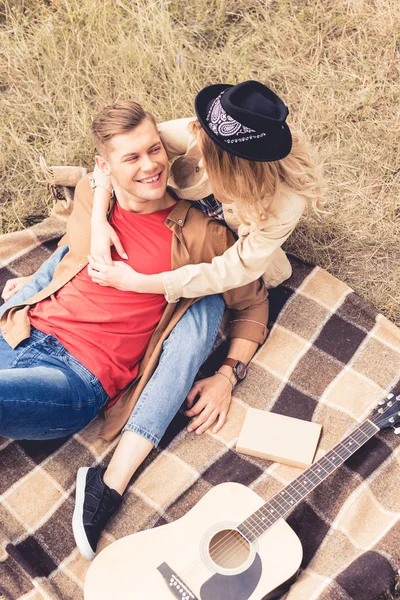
[72, 466, 123, 560]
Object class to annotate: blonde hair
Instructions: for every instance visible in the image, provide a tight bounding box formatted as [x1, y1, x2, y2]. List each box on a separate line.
[92, 101, 157, 156]
[191, 120, 324, 226]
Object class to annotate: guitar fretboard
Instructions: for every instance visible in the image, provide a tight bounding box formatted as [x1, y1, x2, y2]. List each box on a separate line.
[237, 419, 379, 542]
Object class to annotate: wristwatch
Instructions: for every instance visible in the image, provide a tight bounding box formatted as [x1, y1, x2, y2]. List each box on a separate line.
[222, 358, 248, 383]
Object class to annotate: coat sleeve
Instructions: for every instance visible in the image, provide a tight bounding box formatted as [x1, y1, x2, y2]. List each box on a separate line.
[157, 117, 196, 159]
[220, 228, 269, 345]
[160, 195, 306, 303]
[182, 216, 270, 345]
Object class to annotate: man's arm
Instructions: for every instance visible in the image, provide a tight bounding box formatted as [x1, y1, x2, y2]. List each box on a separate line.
[185, 337, 259, 435]
[1, 276, 33, 303]
[0, 244, 69, 317]
[219, 226, 269, 345]
[184, 222, 269, 435]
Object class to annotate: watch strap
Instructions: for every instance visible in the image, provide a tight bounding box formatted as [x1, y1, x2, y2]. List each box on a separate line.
[222, 358, 239, 369]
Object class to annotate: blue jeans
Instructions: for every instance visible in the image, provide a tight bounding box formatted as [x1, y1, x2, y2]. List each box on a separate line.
[0, 247, 225, 443]
[123, 294, 225, 445]
[0, 327, 109, 440]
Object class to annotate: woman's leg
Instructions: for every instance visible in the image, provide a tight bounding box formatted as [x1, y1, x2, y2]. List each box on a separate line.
[104, 293, 225, 493]
[0, 244, 68, 317]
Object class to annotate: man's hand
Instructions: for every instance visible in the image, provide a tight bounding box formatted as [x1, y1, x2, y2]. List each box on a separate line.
[1, 275, 33, 302]
[87, 256, 139, 291]
[90, 220, 127, 266]
[185, 374, 233, 435]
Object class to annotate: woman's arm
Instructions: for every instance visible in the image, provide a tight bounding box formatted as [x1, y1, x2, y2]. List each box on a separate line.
[157, 117, 195, 158]
[160, 200, 306, 302]
[87, 196, 305, 298]
[89, 165, 127, 265]
[112, 199, 305, 299]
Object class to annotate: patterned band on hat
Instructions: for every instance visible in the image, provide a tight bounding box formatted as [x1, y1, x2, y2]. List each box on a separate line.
[206, 91, 267, 144]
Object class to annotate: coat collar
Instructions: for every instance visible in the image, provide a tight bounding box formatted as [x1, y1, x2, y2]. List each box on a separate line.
[109, 188, 192, 228]
[165, 197, 192, 227]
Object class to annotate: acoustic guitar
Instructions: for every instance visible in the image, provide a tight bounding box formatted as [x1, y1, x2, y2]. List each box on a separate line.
[84, 394, 400, 600]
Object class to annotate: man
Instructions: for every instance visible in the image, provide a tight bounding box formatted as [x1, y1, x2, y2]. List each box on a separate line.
[0, 101, 269, 557]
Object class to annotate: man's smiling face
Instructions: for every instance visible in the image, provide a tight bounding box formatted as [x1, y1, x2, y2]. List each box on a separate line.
[96, 117, 169, 211]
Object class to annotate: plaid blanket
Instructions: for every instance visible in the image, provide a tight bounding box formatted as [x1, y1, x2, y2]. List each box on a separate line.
[0, 189, 399, 600]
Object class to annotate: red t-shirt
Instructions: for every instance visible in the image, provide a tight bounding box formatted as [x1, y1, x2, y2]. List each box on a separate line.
[29, 201, 174, 400]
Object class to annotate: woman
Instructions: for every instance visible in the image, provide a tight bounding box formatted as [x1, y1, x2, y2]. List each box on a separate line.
[89, 80, 323, 299]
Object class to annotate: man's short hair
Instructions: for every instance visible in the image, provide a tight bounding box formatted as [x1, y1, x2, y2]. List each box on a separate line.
[92, 101, 157, 155]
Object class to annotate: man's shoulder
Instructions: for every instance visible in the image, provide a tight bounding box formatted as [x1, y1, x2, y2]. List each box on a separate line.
[73, 173, 95, 212]
[183, 202, 233, 258]
[184, 201, 226, 228]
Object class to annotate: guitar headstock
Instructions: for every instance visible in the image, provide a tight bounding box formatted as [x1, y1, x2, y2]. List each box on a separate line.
[372, 393, 400, 432]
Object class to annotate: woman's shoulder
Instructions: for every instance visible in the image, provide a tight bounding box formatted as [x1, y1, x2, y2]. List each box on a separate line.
[268, 187, 307, 224]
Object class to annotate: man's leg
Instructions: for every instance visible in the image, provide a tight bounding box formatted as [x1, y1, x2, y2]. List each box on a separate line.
[0, 327, 108, 440]
[73, 294, 225, 559]
[0, 244, 68, 317]
[107, 293, 225, 491]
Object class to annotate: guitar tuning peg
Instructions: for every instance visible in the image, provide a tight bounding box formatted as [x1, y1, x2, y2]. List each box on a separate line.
[394, 427, 400, 435]
[387, 393, 394, 399]
[378, 399, 385, 405]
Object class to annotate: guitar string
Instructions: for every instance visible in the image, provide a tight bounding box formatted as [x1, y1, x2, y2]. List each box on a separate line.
[177, 404, 395, 579]
[207, 534, 251, 570]
[194, 411, 388, 569]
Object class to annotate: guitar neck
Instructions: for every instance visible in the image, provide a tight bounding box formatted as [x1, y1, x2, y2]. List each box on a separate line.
[238, 418, 379, 542]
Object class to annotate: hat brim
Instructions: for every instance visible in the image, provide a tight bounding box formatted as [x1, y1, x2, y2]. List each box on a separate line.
[195, 83, 292, 162]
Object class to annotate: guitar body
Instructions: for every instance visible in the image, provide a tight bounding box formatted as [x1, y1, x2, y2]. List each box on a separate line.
[84, 482, 303, 600]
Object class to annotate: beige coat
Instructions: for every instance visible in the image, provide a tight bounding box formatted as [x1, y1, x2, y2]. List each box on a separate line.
[157, 118, 307, 302]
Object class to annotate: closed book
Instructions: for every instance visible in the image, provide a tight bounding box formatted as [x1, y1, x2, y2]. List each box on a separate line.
[236, 408, 322, 469]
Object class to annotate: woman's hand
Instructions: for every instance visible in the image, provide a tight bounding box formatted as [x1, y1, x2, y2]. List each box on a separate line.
[1, 275, 33, 302]
[185, 374, 233, 435]
[87, 256, 140, 291]
[90, 220, 127, 266]
[88, 255, 166, 295]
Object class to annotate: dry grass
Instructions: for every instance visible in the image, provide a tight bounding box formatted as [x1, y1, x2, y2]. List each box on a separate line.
[0, 0, 399, 324]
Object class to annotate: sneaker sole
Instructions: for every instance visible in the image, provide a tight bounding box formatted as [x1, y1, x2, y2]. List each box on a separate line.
[72, 467, 96, 561]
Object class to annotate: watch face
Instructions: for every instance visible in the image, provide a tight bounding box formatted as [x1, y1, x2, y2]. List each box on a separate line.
[235, 362, 247, 380]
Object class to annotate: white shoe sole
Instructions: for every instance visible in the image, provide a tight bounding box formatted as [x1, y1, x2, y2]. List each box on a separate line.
[72, 467, 96, 561]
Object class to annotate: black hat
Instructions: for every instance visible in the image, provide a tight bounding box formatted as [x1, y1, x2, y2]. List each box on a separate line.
[195, 80, 292, 162]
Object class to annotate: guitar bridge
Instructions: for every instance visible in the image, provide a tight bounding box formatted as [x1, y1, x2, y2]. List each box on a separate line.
[157, 562, 199, 600]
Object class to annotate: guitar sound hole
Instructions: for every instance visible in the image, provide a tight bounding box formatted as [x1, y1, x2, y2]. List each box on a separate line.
[208, 529, 251, 569]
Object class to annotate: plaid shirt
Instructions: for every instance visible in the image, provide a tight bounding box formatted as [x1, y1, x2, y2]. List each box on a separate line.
[196, 194, 226, 224]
